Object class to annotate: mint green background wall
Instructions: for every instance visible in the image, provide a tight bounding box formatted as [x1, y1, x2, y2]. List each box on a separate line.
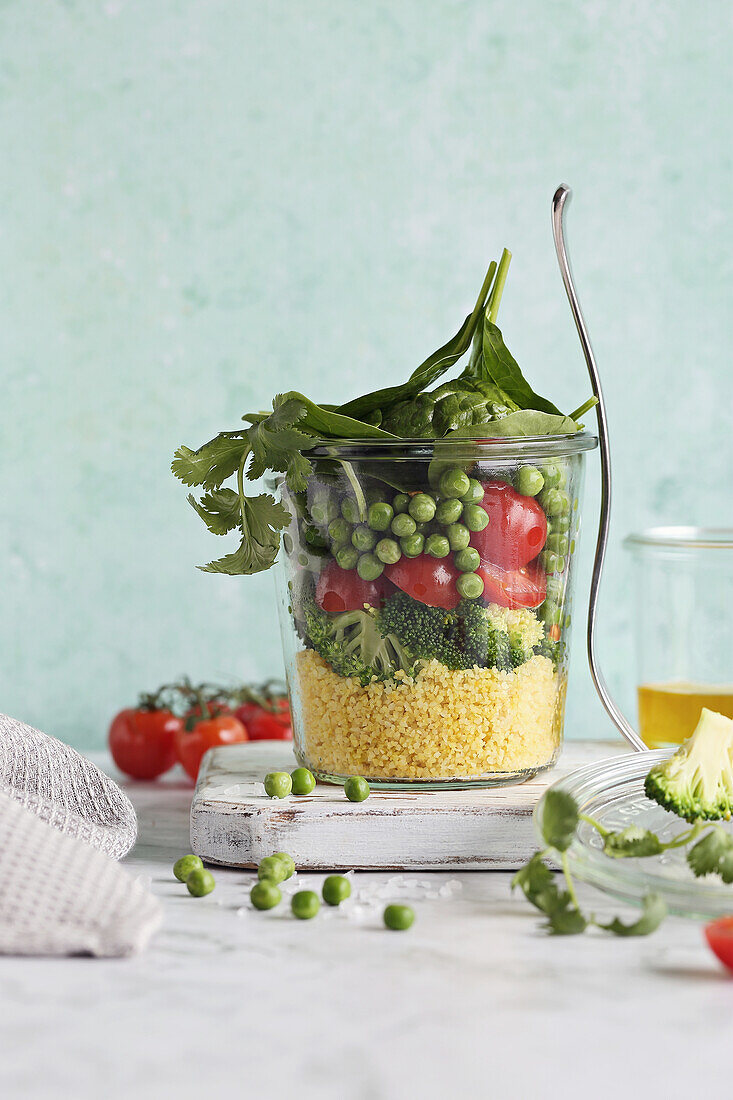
[2, 2, 731, 750]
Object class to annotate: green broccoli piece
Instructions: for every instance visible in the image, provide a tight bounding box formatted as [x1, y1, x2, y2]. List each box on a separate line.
[302, 589, 417, 685]
[376, 591, 514, 671]
[644, 708, 733, 823]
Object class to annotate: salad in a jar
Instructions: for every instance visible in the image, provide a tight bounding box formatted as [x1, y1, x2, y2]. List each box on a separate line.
[173, 249, 597, 787]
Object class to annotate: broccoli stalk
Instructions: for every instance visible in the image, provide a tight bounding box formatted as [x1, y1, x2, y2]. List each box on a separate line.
[644, 708, 733, 823]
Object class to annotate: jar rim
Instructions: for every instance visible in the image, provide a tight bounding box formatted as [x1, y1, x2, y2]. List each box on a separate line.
[308, 431, 598, 460]
[624, 526, 733, 551]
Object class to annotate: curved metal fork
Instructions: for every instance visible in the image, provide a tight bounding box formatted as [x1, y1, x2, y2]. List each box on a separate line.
[551, 185, 646, 752]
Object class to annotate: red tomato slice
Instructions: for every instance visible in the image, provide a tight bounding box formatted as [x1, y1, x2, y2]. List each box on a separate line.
[175, 715, 249, 782]
[705, 917, 733, 972]
[108, 708, 181, 781]
[476, 559, 547, 610]
[470, 480, 547, 570]
[385, 555, 461, 609]
[315, 560, 390, 613]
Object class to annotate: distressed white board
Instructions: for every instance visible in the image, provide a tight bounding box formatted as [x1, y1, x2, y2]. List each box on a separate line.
[190, 740, 628, 871]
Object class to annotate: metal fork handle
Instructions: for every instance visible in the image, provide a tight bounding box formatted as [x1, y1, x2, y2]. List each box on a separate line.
[551, 185, 646, 753]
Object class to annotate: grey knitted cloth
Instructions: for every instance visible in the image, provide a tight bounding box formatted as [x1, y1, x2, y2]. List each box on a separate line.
[0, 712, 137, 859]
[0, 713, 161, 956]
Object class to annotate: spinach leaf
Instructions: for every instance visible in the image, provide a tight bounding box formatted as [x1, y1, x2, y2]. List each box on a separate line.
[479, 319, 562, 415]
[277, 391, 397, 441]
[446, 410, 579, 438]
[335, 261, 497, 420]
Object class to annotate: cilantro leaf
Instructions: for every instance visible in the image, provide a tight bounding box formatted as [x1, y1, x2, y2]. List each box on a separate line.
[187, 489, 241, 536]
[172, 434, 249, 490]
[598, 894, 667, 937]
[537, 789, 579, 853]
[546, 905, 588, 936]
[199, 494, 290, 575]
[246, 395, 316, 492]
[687, 827, 733, 883]
[512, 852, 566, 915]
[602, 825, 664, 859]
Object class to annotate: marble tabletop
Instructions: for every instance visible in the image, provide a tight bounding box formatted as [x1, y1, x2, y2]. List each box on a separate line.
[1, 754, 731, 1100]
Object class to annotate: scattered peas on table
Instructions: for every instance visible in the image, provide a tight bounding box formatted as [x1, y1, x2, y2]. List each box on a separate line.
[258, 855, 288, 884]
[264, 771, 292, 798]
[344, 776, 370, 802]
[251, 881, 282, 910]
[383, 904, 415, 931]
[292, 890, 320, 920]
[186, 868, 216, 898]
[173, 854, 203, 883]
[322, 875, 351, 906]
[291, 766, 316, 795]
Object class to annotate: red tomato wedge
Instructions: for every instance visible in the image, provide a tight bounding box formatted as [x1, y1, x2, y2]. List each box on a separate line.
[470, 480, 547, 570]
[385, 555, 461, 609]
[108, 708, 181, 780]
[476, 559, 547, 610]
[316, 560, 390, 613]
[705, 917, 733, 972]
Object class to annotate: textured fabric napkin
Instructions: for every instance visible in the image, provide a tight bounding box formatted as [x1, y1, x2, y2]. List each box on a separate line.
[0, 712, 161, 956]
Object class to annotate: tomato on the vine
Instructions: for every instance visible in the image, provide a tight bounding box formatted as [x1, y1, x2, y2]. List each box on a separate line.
[235, 696, 292, 741]
[385, 556, 462, 610]
[315, 559, 390, 613]
[108, 708, 181, 780]
[705, 916, 733, 972]
[175, 713, 249, 782]
[475, 559, 547, 610]
[470, 480, 547, 570]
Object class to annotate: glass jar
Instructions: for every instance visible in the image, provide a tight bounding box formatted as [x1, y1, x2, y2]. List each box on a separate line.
[271, 433, 597, 788]
[624, 527, 733, 748]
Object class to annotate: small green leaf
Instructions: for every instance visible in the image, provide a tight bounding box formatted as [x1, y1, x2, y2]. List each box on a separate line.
[687, 827, 733, 883]
[512, 852, 567, 916]
[446, 410, 579, 439]
[480, 320, 562, 415]
[603, 825, 664, 859]
[537, 789, 579, 853]
[186, 489, 240, 536]
[546, 905, 588, 936]
[172, 435, 249, 490]
[599, 894, 667, 937]
[199, 494, 290, 576]
[246, 395, 316, 491]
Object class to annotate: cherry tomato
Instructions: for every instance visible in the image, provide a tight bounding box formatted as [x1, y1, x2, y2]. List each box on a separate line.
[385, 555, 461, 609]
[476, 559, 547, 610]
[235, 697, 292, 741]
[705, 916, 733, 971]
[108, 708, 181, 780]
[175, 714, 249, 782]
[315, 560, 390, 613]
[470, 481, 547, 570]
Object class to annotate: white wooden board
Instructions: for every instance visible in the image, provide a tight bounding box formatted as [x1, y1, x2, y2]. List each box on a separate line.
[190, 740, 628, 871]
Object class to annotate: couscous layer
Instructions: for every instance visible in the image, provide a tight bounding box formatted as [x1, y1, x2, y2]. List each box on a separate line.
[296, 648, 563, 780]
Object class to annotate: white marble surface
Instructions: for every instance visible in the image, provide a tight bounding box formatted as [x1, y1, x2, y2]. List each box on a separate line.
[1, 755, 732, 1100]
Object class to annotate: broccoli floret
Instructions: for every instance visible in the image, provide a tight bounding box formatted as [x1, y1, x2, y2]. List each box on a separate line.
[644, 708, 733, 823]
[302, 588, 416, 685]
[376, 591, 515, 672]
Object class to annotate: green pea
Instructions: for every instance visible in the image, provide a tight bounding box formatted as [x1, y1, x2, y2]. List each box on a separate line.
[251, 881, 282, 910]
[304, 524, 328, 549]
[425, 533, 450, 558]
[292, 890, 320, 920]
[392, 493, 410, 514]
[552, 513, 572, 533]
[542, 489, 571, 517]
[541, 601, 563, 626]
[462, 504, 489, 532]
[341, 497, 361, 524]
[446, 523, 470, 551]
[456, 572, 484, 599]
[282, 532, 294, 556]
[435, 497, 463, 525]
[258, 855, 288, 883]
[408, 493, 437, 523]
[264, 772, 292, 799]
[291, 767, 316, 796]
[328, 517, 352, 545]
[376, 538, 401, 565]
[383, 904, 414, 931]
[542, 462, 566, 490]
[357, 553, 384, 582]
[186, 868, 216, 897]
[273, 852, 296, 879]
[400, 533, 424, 558]
[391, 512, 417, 538]
[541, 550, 565, 574]
[368, 501, 394, 532]
[352, 525, 376, 552]
[310, 496, 339, 527]
[545, 575, 564, 604]
[322, 875, 351, 906]
[569, 539, 576, 554]
[173, 854, 203, 883]
[438, 468, 470, 499]
[459, 478, 484, 504]
[517, 465, 544, 497]
[546, 533, 569, 556]
[454, 547, 480, 573]
[344, 776, 370, 802]
[336, 546, 359, 570]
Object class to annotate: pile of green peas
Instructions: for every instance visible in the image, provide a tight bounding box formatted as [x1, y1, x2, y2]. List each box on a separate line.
[515, 460, 576, 630]
[309, 468, 491, 601]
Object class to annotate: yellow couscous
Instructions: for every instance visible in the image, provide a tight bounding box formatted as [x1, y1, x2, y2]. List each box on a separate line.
[295, 648, 564, 780]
